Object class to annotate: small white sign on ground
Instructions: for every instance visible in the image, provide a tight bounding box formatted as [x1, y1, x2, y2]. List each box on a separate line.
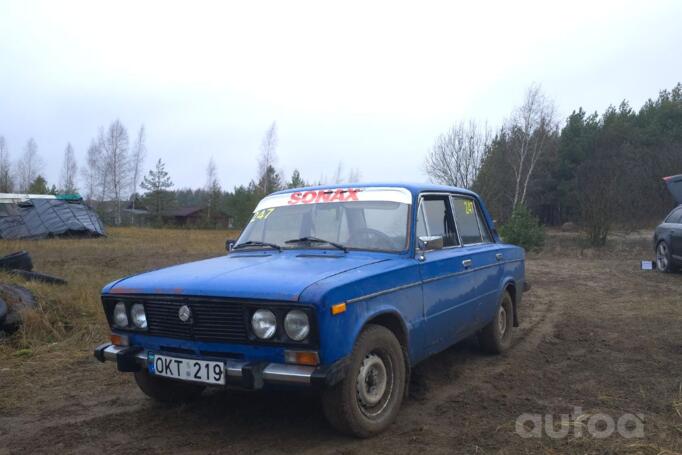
[641, 260, 654, 270]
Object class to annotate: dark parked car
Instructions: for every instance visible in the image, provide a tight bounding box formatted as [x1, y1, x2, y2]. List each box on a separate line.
[655, 174, 682, 272]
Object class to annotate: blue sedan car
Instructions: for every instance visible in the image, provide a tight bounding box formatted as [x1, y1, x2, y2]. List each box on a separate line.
[94, 183, 526, 437]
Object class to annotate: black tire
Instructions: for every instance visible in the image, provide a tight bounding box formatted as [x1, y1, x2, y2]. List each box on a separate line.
[321, 324, 406, 438]
[478, 291, 514, 354]
[10, 270, 68, 285]
[0, 298, 7, 324]
[134, 369, 205, 403]
[0, 251, 33, 272]
[656, 241, 673, 273]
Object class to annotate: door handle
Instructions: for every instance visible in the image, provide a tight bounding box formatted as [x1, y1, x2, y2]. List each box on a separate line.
[496, 253, 503, 261]
[462, 259, 472, 268]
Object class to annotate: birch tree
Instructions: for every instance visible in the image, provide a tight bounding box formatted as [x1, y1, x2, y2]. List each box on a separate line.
[0, 136, 13, 192]
[16, 138, 43, 192]
[505, 84, 557, 207]
[425, 120, 491, 188]
[60, 142, 78, 193]
[80, 139, 104, 204]
[258, 122, 278, 193]
[205, 157, 222, 224]
[99, 120, 129, 224]
[129, 125, 146, 209]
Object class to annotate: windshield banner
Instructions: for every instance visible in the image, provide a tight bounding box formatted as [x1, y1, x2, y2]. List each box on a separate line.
[254, 187, 412, 211]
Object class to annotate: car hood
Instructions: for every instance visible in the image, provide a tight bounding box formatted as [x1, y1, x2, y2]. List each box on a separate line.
[104, 251, 390, 302]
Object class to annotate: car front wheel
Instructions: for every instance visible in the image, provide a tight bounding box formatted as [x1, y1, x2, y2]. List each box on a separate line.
[656, 241, 672, 273]
[321, 324, 406, 438]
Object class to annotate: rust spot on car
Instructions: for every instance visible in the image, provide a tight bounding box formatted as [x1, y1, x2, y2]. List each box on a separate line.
[111, 287, 142, 294]
[153, 288, 185, 294]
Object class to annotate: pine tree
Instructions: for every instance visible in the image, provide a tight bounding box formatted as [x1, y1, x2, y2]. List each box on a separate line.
[140, 158, 174, 218]
[287, 169, 306, 189]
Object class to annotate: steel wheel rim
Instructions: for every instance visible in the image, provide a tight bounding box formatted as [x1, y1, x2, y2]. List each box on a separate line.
[657, 243, 668, 270]
[498, 305, 507, 336]
[356, 351, 393, 418]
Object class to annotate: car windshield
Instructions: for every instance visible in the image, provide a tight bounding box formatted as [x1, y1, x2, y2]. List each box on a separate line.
[236, 187, 411, 252]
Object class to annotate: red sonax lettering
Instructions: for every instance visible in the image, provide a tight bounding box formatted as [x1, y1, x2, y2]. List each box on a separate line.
[329, 189, 345, 202]
[288, 192, 303, 205]
[288, 188, 360, 205]
[301, 191, 317, 203]
[344, 189, 360, 201]
[316, 191, 332, 203]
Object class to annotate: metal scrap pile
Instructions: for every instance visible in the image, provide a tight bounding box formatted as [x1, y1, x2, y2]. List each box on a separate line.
[0, 193, 105, 240]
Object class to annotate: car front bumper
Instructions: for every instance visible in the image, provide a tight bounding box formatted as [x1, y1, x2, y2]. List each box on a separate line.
[93, 343, 347, 389]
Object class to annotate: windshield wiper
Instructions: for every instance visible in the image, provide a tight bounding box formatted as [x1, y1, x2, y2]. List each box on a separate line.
[232, 240, 281, 251]
[285, 236, 348, 252]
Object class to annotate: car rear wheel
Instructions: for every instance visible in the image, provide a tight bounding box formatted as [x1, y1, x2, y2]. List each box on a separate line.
[321, 324, 406, 438]
[134, 369, 205, 403]
[478, 291, 514, 354]
[656, 241, 672, 273]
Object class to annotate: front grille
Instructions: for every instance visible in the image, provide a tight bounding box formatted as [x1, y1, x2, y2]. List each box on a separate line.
[103, 295, 317, 347]
[134, 299, 247, 343]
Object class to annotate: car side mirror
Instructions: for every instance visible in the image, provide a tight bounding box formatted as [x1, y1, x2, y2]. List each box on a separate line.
[225, 239, 236, 252]
[418, 235, 444, 251]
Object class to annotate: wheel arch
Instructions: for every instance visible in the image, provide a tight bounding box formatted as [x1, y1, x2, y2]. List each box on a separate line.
[502, 279, 519, 327]
[364, 311, 409, 350]
[360, 309, 411, 396]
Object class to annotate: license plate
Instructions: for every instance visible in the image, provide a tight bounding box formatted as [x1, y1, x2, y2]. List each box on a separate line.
[148, 353, 225, 385]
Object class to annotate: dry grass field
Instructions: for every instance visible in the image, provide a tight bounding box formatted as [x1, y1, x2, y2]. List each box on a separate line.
[0, 227, 239, 357]
[1, 227, 681, 454]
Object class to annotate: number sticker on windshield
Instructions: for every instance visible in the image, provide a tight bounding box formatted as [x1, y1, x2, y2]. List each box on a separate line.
[251, 208, 275, 222]
[464, 200, 474, 215]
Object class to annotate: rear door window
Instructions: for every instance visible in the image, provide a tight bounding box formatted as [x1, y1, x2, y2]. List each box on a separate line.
[452, 196, 484, 245]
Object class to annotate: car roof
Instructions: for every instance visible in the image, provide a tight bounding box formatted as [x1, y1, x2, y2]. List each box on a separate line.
[270, 182, 479, 198]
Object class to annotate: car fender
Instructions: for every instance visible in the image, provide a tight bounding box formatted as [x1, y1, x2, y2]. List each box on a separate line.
[499, 275, 521, 327]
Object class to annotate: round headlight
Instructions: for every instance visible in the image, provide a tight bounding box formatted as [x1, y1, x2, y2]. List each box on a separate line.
[284, 310, 310, 341]
[130, 303, 147, 329]
[251, 309, 277, 339]
[113, 302, 128, 328]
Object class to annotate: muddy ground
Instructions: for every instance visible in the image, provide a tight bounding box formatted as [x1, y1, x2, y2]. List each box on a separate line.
[1, 232, 681, 454]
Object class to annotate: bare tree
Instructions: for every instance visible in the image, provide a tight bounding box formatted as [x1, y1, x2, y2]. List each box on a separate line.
[99, 120, 130, 225]
[0, 136, 13, 192]
[348, 167, 362, 183]
[258, 122, 278, 193]
[425, 120, 491, 188]
[16, 138, 43, 192]
[80, 139, 103, 204]
[129, 125, 146, 210]
[60, 143, 78, 193]
[505, 84, 557, 207]
[206, 157, 222, 224]
[332, 161, 345, 184]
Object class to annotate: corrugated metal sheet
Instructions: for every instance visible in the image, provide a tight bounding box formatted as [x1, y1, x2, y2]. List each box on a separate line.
[0, 199, 106, 240]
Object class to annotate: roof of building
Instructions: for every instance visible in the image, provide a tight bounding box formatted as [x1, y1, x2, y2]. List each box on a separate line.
[162, 206, 205, 217]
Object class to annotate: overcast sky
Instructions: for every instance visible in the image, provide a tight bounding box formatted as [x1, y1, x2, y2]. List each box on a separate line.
[1, 1, 681, 191]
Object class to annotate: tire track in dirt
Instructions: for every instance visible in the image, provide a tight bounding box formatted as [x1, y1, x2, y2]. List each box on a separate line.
[0, 260, 572, 454]
[399, 263, 565, 417]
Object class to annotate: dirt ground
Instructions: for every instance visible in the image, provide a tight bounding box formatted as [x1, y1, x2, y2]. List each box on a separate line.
[1, 229, 681, 454]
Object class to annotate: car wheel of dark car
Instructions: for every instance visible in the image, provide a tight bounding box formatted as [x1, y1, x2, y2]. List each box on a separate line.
[134, 369, 205, 403]
[656, 241, 673, 273]
[478, 290, 514, 354]
[321, 324, 406, 438]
